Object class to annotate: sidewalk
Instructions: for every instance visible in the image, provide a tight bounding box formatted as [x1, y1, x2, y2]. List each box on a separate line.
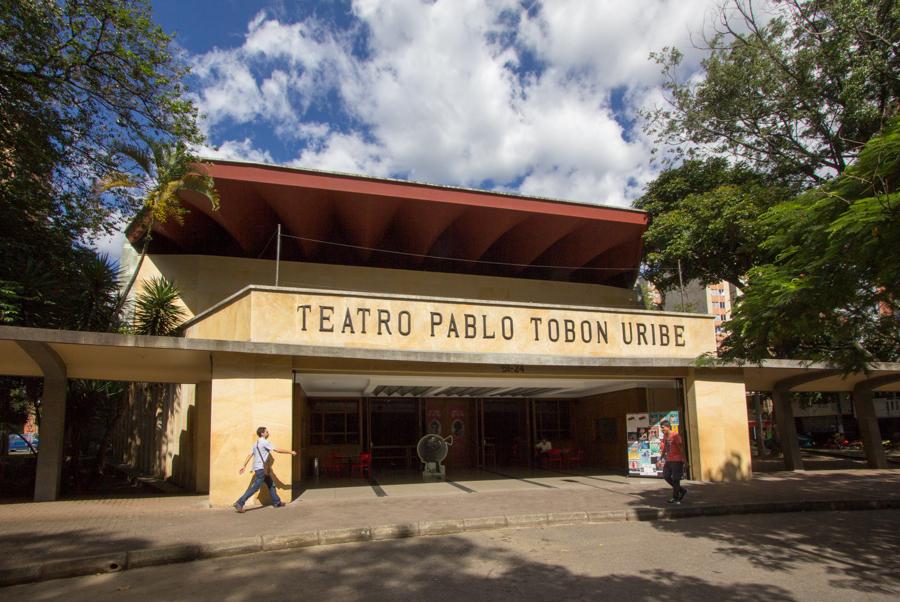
[1, 469, 898, 586]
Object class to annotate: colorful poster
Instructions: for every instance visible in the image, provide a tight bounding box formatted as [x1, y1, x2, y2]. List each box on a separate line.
[626, 411, 679, 477]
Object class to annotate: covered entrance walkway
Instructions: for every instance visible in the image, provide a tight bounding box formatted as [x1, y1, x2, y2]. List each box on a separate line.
[296, 372, 687, 484]
[297, 465, 632, 501]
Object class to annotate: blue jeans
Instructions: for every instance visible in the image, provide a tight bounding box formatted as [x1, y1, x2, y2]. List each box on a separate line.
[663, 461, 685, 497]
[235, 469, 282, 507]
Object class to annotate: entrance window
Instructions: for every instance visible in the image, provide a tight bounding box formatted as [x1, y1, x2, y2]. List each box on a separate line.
[310, 400, 360, 445]
[535, 400, 572, 439]
[370, 399, 418, 446]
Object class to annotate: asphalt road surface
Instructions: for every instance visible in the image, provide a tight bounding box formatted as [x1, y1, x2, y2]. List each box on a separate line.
[6, 510, 898, 601]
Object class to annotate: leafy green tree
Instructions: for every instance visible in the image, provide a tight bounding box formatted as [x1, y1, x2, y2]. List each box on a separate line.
[639, 0, 899, 371]
[635, 159, 790, 291]
[722, 119, 900, 371]
[1, 247, 121, 332]
[101, 140, 219, 310]
[0, 0, 201, 241]
[0, 0, 202, 330]
[0, 251, 122, 470]
[645, 0, 898, 185]
[1, 1, 206, 482]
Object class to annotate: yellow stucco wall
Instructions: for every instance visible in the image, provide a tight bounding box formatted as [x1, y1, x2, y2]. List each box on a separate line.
[209, 353, 295, 507]
[684, 369, 752, 481]
[110, 383, 196, 489]
[185, 293, 251, 341]
[134, 253, 639, 319]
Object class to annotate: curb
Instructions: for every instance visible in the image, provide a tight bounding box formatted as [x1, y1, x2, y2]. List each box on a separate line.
[2, 498, 898, 588]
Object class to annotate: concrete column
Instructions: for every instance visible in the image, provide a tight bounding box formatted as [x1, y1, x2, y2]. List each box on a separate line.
[683, 369, 752, 481]
[852, 376, 899, 469]
[770, 369, 841, 472]
[193, 380, 212, 493]
[772, 387, 803, 471]
[208, 353, 294, 507]
[16, 342, 67, 502]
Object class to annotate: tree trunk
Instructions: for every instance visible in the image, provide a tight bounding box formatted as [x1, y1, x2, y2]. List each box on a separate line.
[114, 218, 154, 317]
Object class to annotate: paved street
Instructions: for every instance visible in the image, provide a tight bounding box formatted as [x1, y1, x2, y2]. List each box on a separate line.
[1, 468, 899, 571]
[6, 510, 898, 601]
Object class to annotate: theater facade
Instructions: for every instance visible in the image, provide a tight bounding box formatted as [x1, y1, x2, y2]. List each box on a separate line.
[139, 160, 751, 507]
[3, 160, 897, 505]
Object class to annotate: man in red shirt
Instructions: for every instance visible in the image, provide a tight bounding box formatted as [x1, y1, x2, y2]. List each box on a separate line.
[658, 420, 687, 504]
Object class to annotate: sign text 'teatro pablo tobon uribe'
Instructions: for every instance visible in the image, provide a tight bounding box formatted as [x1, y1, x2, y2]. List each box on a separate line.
[275, 292, 716, 359]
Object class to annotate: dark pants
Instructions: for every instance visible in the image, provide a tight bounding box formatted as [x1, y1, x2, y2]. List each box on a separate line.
[236, 469, 281, 507]
[662, 461, 685, 497]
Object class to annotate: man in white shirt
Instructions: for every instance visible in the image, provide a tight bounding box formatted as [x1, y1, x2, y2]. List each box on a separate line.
[535, 435, 552, 456]
[233, 426, 297, 513]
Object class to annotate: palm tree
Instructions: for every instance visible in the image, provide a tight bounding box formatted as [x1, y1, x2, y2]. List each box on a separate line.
[132, 277, 187, 336]
[72, 252, 123, 332]
[100, 139, 219, 316]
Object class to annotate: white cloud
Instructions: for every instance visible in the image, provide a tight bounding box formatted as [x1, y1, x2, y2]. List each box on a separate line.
[190, 49, 265, 128]
[291, 131, 392, 177]
[89, 227, 127, 264]
[189, 12, 350, 138]
[200, 138, 275, 164]
[518, 0, 719, 86]
[188, 0, 737, 206]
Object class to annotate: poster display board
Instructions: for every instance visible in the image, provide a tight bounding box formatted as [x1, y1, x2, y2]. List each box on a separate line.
[626, 411, 680, 477]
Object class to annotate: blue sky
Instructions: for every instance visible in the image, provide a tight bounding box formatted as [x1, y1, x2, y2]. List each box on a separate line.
[98, 0, 733, 256]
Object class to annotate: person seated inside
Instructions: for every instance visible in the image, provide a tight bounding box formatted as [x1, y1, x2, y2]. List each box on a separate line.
[534, 435, 552, 458]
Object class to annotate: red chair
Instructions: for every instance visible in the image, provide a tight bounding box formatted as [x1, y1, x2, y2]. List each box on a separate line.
[351, 452, 372, 478]
[565, 449, 584, 470]
[324, 453, 345, 477]
[545, 448, 563, 470]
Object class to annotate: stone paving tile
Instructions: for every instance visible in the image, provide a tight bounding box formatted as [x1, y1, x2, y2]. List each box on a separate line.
[0, 469, 897, 569]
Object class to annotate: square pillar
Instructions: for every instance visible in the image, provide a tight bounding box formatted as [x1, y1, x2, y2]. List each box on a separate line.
[772, 388, 804, 471]
[208, 353, 294, 507]
[853, 386, 888, 469]
[684, 369, 752, 481]
[34, 373, 67, 502]
[192, 380, 212, 493]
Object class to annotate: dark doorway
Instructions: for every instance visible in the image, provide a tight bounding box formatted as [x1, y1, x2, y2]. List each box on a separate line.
[477, 399, 528, 467]
[367, 398, 420, 468]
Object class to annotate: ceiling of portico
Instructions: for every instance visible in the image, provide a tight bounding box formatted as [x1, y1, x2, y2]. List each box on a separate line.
[295, 373, 678, 398]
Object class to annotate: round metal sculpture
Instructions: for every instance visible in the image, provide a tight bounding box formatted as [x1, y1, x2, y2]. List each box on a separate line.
[416, 433, 453, 480]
